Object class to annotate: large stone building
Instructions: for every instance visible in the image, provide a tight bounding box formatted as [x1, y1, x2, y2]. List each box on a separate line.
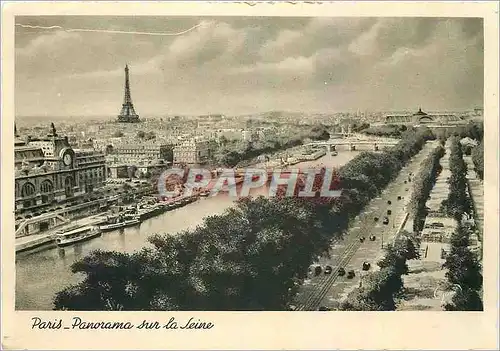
[376, 108, 467, 127]
[107, 143, 173, 165]
[14, 124, 106, 216]
[173, 139, 210, 165]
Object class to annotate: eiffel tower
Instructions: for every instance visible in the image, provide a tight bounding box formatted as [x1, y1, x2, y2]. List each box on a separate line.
[117, 64, 140, 123]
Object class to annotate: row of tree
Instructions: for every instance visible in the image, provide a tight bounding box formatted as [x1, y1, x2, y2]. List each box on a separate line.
[407, 145, 445, 231]
[440, 136, 472, 220]
[53, 127, 435, 311]
[361, 125, 407, 138]
[442, 224, 483, 310]
[340, 231, 420, 310]
[433, 121, 484, 143]
[441, 131, 483, 310]
[471, 140, 484, 180]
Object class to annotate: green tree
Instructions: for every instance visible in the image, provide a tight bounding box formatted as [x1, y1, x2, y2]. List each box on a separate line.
[340, 268, 400, 311]
[471, 141, 484, 180]
[145, 131, 156, 140]
[137, 130, 146, 139]
[444, 287, 483, 311]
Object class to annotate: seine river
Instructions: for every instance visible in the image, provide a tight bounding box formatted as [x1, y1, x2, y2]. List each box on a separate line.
[16, 152, 359, 310]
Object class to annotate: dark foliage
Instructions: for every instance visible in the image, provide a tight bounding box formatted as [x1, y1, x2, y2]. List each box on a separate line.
[441, 136, 472, 220]
[408, 145, 445, 231]
[341, 231, 420, 311]
[471, 140, 484, 180]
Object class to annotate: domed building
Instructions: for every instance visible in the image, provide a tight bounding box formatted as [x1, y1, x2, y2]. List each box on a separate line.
[381, 108, 466, 127]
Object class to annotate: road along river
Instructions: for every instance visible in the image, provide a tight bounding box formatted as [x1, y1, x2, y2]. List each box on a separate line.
[292, 141, 439, 310]
[16, 151, 359, 310]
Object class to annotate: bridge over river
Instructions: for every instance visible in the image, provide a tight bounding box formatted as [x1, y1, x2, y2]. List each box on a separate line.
[305, 136, 399, 151]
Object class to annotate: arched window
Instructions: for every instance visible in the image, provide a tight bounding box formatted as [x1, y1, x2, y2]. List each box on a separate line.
[64, 176, 75, 198]
[21, 182, 36, 197]
[40, 180, 53, 193]
[40, 180, 54, 204]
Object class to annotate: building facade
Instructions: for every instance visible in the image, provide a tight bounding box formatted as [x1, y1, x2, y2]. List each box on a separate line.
[108, 143, 173, 165]
[173, 139, 210, 165]
[14, 124, 106, 216]
[374, 108, 468, 127]
[74, 149, 107, 193]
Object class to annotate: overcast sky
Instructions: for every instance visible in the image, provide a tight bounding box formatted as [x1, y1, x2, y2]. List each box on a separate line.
[15, 16, 483, 117]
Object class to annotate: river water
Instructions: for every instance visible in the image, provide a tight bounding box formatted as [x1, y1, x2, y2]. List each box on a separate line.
[16, 152, 359, 310]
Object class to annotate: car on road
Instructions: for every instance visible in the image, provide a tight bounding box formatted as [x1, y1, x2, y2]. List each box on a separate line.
[383, 216, 389, 225]
[338, 268, 346, 276]
[324, 265, 333, 275]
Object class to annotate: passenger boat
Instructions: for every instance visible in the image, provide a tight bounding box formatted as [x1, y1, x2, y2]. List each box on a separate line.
[99, 214, 141, 231]
[137, 204, 159, 220]
[181, 196, 196, 205]
[166, 199, 182, 210]
[55, 226, 101, 247]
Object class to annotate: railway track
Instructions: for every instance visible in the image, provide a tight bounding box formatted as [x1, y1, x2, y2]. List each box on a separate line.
[292, 144, 436, 311]
[294, 199, 391, 311]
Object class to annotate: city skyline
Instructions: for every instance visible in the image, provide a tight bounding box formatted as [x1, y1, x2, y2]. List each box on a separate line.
[15, 16, 483, 117]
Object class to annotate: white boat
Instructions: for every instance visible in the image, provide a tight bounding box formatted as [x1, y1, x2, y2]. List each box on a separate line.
[199, 190, 210, 197]
[99, 214, 141, 231]
[137, 205, 159, 220]
[55, 226, 101, 247]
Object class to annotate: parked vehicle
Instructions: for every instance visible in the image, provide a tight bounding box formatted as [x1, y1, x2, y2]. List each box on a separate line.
[347, 270, 356, 279]
[387, 200, 392, 205]
[324, 265, 333, 275]
[369, 235, 376, 241]
[387, 209, 392, 215]
[362, 262, 371, 271]
[383, 217, 389, 225]
[338, 268, 346, 276]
